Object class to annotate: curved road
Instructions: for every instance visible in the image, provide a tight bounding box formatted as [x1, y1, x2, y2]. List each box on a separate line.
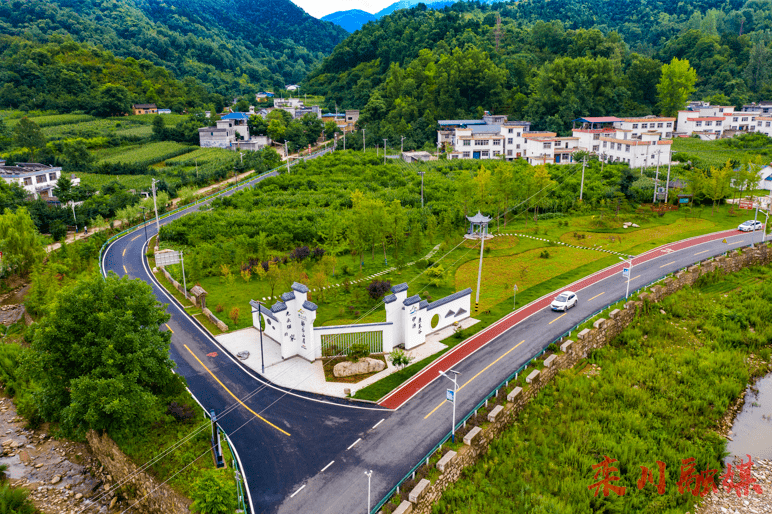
[102, 172, 766, 513]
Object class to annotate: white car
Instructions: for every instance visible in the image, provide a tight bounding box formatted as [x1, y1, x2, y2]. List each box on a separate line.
[551, 291, 578, 312]
[738, 220, 763, 232]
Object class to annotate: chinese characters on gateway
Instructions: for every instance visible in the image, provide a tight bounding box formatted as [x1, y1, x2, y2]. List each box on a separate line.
[589, 455, 763, 498]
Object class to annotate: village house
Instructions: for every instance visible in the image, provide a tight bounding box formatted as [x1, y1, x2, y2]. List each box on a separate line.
[198, 112, 271, 151]
[523, 133, 580, 165]
[441, 112, 532, 161]
[676, 105, 737, 139]
[598, 128, 673, 168]
[0, 163, 80, 199]
[571, 116, 674, 154]
[132, 103, 157, 115]
[756, 116, 772, 138]
[742, 101, 772, 115]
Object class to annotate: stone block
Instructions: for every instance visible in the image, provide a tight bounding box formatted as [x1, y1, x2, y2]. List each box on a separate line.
[437, 450, 457, 472]
[409, 479, 430, 503]
[544, 354, 557, 368]
[487, 405, 503, 422]
[609, 309, 621, 319]
[526, 369, 540, 384]
[577, 328, 591, 340]
[393, 501, 413, 514]
[506, 387, 522, 402]
[463, 426, 482, 445]
[560, 340, 573, 353]
[593, 318, 606, 329]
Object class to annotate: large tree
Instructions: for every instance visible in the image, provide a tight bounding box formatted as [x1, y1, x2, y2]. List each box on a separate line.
[27, 273, 184, 436]
[0, 207, 44, 276]
[13, 118, 46, 161]
[656, 58, 697, 117]
[92, 84, 132, 117]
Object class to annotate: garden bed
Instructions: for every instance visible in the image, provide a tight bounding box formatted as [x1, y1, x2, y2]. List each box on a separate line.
[321, 355, 388, 383]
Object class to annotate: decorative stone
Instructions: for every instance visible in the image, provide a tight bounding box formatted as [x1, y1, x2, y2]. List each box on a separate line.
[506, 387, 522, 402]
[333, 358, 386, 378]
[593, 318, 606, 329]
[463, 426, 481, 445]
[544, 354, 557, 368]
[609, 309, 621, 319]
[437, 450, 457, 472]
[236, 351, 250, 360]
[487, 405, 503, 422]
[408, 478, 430, 503]
[577, 328, 591, 340]
[393, 501, 413, 514]
[560, 340, 573, 353]
[526, 369, 540, 384]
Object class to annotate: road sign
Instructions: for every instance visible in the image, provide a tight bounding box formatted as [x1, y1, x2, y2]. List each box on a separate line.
[739, 199, 754, 210]
[679, 198, 690, 204]
[155, 249, 181, 267]
[446, 389, 455, 403]
[622, 267, 630, 278]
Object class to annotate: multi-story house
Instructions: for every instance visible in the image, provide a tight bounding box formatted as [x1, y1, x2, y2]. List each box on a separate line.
[0, 163, 80, 199]
[676, 105, 736, 138]
[198, 112, 270, 151]
[741, 101, 772, 115]
[523, 134, 580, 165]
[756, 116, 772, 138]
[440, 113, 531, 160]
[598, 129, 673, 168]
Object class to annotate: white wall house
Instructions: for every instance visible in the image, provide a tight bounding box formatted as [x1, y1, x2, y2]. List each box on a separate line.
[756, 116, 772, 138]
[676, 106, 735, 137]
[523, 134, 579, 165]
[199, 112, 270, 151]
[757, 165, 772, 191]
[0, 163, 80, 199]
[613, 117, 675, 140]
[452, 125, 506, 160]
[440, 113, 531, 161]
[742, 101, 772, 115]
[599, 130, 673, 168]
[252, 282, 471, 361]
[571, 116, 674, 156]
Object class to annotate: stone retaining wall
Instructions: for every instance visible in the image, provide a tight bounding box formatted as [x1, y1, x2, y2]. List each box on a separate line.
[160, 267, 228, 331]
[86, 430, 191, 514]
[402, 243, 772, 514]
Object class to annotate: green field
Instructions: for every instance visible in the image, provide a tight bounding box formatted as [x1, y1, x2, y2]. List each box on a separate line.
[98, 141, 196, 166]
[164, 147, 236, 166]
[672, 136, 772, 168]
[74, 172, 154, 191]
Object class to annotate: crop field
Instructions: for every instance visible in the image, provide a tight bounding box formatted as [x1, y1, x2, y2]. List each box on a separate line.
[42, 118, 148, 139]
[6, 113, 94, 128]
[98, 142, 195, 167]
[672, 137, 772, 168]
[164, 147, 236, 166]
[74, 172, 154, 191]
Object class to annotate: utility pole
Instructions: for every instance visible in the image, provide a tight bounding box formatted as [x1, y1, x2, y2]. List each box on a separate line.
[362, 128, 366, 153]
[664, 146, 673, 204]
[285, 141, 290, 174]
[70, 202, 78, 235]
[180, 251, 188, 298]
[652, 150, 662, 203]
[418, 172, 425, 208]
[151, 178, 160, 244]
[579, 156, 587, 201]
[401, 135, 405, 155]
[364, 470, 373, 514]
[383, 138, 388, 165]
[140, 206, 148, 241]
[343, 130, 346, 151]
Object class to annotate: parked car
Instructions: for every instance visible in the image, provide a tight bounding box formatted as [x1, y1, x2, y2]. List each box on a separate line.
[551, 291, 578, 311]
[738, 220, 763, 232]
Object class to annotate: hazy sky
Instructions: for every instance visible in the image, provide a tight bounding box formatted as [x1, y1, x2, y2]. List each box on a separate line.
[291, 0, 394, 18]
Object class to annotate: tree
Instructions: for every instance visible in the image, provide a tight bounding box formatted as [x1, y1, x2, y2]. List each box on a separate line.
[152, 116, 167, 140]
[53, 176, 75, 204]
[0, 118, 11, 151]
[62, 140, 94, 171]
[0, 207, 44, 276]
[26, 273, 183, 437]
[701, 163, 734, 215]
[743, 43, 772, 93]
[13, 118, 46, 162]
[656, 58, 697, 117]
[190, 469, 237, 514]
[92, 84, 132, 117]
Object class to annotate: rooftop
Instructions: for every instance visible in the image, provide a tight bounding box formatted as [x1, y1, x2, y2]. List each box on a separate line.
[291, 282, 309, 293]
[426, 288, 473, 312]
[467, 211, 492, 223]
[221, 112, 251, 121]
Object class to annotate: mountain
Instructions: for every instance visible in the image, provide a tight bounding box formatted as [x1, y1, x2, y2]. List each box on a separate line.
[0, 0, 348, 92]
[374, 0, 456, 18]
[322, 9, 377, 33]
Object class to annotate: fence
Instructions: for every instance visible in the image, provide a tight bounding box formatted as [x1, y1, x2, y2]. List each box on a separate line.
[319, 328, 385, 356]
[370, 244, 753, 513]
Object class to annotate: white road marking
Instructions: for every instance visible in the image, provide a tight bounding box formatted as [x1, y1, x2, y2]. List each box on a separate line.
[347, 438, 362, 450]
[372, 419, 385, 429]
[321, 461, 335, 473]
[290, 485, 306, 498]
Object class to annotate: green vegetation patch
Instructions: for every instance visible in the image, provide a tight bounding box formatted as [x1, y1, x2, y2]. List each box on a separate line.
[433, 264, 772, 514]
[98, 141, 195, 167]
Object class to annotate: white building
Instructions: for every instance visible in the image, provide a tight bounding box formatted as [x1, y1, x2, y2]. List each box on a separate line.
[676, 105, 736, 138]
[757, 165, 772, 191]
[599, 129, 673, 168]
[571, 116, 674, 154]
[198, 112, 271, 151]
[756, 116, 772, 138]
[440, 113, 531, 161]
[0, 163, 80, 199]
[742, 101, 772, 115]
[523, 134, 580, 165]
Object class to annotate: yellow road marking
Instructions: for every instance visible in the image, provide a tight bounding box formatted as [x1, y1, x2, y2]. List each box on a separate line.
[183, 344, 290, 436]
[123, 265, 127, 274]
[694, 250, 709, 256]
[587, 292, 605, 302]
[131, 234, 142, 241]
[730, 239, 744, 244]
[166, 323, 174, 334]
[631, 275, 641, 281]
[660, 260, 676, 268]
[425, 340, 525, 420]
[548, 312, 567, 325]
[123, 248, 127, 257]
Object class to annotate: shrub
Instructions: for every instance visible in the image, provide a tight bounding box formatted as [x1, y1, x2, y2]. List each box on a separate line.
[367, 280, 391, 300]
[539, 250, 550, 259]
[215, 304, 224, 313]
[229, 307, 240, 325]
[388, 348, 414, 370]
[167, 401, 195, 422]
[290, 245, 310, 261]
[347, 342, 370, 362]
[190, 469, 237, 514]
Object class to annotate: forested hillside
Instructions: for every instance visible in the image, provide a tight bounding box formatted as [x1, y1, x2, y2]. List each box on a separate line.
[0, 0, 347, 92]
[306, 0, 772, 146]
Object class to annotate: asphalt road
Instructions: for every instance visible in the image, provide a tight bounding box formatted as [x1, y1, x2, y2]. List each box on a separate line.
[102, 167, 767, 514]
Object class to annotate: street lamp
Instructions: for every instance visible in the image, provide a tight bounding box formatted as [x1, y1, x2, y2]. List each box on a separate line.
[619, 256, 633, 299]
[250, 302, 266, 374]
[439, 369, 460, 443]
[364, 470, 373, 514]
[513, 284, 518, 310]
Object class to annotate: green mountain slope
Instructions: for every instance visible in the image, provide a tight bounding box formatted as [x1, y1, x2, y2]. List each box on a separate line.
[0, 0, 348, 92]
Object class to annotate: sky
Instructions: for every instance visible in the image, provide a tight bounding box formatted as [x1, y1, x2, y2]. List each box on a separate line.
[291, 0, 394, 18]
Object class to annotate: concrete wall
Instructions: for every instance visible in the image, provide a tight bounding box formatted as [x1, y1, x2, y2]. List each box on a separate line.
[390, 243, 772, 514]
[86, 431, 191, 514]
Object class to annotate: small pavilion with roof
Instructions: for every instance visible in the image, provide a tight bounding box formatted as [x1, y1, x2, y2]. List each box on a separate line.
[465, 211, 493, 240]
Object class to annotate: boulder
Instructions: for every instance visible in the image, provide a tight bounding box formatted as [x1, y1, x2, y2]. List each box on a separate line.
[333, 357, 386, 377]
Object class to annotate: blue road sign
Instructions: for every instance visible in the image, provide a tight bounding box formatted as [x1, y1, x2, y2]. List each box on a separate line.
[446, 389, 455, 403]
[622, 267, 630, 278]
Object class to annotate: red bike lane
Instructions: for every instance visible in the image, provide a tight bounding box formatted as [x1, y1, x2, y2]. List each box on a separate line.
[379, 227, 746, 410]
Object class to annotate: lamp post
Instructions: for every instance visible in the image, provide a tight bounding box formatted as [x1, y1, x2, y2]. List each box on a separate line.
[364, 470, 373, 514]
[140, 206, 149, 242]
[619, 256, 633, 299]
[251, 302, 266, 374]
[513, 284, 518, 310]
[439, 369, 460, 443]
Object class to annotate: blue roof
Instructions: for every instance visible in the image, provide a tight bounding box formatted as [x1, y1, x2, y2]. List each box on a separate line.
[302, 300, 318, 311]
[281, 292, 295, 302]
[426, 288, 472, 312]
[391, 283, 409, 294]
[249, 300, 278, 322]
[471, 125, 501, 134]
[221, 112, 251, 120]
[419, 300, 429, 309]
[270, 302, 287, 314]
[383, 294, 397, 304]
[438, 119, 487, 127]
[403, 295, 422, 306]
[292, 282, 309, 293]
